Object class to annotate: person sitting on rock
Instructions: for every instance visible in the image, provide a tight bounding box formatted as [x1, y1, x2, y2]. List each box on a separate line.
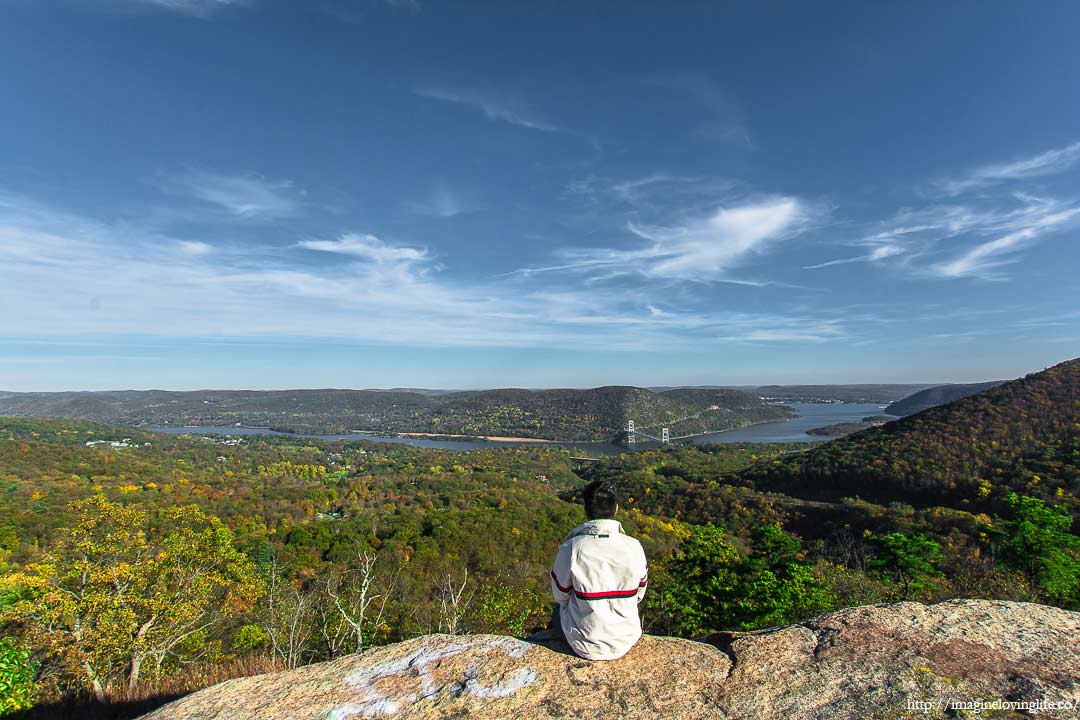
[549, 480, 648, 660]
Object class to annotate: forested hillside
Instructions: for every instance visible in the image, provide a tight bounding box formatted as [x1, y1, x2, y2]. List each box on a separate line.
[884, 381, 1007, 416]
[0, 386, 791, 442]
[0, 402, 1076, 716]
[742, 359, 1080, 509]
[751, 384, 934, 403]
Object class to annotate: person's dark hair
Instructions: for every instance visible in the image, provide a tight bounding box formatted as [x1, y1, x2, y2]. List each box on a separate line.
[583, 480, 618, 520]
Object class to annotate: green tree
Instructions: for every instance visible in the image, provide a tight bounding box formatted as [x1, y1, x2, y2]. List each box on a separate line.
[663, 524, 743, 637]
[735, 524, 835, 628]
[752, 522, 803, 568]
[999, 494, 1079, 606]
[869, 532, 943, 599]
[231, 624, 270, 653]
[0, 495, 262, 701]
[663, 524, 835, 635]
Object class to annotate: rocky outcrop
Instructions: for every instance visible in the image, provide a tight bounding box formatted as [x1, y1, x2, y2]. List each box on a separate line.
[140, 600, 1079, 720]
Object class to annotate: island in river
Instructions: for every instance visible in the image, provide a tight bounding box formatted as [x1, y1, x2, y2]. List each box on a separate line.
[806, 414, 897, 436]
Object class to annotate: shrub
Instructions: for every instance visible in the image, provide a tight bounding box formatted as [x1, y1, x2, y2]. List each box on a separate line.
[0, 636, 37, 715]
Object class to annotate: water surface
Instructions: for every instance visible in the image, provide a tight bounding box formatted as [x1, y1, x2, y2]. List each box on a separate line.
[691, 402, 892, 444]
[149, 402, 893, 454]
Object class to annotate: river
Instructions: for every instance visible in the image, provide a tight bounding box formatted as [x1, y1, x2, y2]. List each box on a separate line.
[149, 402, 893, 454]
[689, 402, 892, 444]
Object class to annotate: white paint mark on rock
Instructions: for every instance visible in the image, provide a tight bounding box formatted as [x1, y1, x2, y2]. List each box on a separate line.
[466, 668, 538, 699]
[330, 637, 538, 718]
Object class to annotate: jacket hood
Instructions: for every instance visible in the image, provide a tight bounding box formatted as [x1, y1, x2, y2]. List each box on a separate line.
[567, 519, 624, 539]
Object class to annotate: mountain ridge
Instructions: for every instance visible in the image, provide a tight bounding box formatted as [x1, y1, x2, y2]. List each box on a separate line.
[0, 385, 792, 442]
[741, 358, 1080, 507]
[885, 381, 1008, 416]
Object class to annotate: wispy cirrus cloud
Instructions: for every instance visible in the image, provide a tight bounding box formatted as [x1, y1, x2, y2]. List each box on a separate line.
[802, 245, 902, 270]
[626, 197, 811, 280]
[933, 140, 1080, 196]
[931, 204, 1080, 278]
[807, 194, 1080, 280]
[0, 191, 852, 350]
[177, 240, 213, 255]
[611, 174, 699, 201]
[118, 0, 254, 17]
[154, 168, 305, 220]
[807, 141, 1080, 280]
[414, 85, 561, 132]
[566, 173, 736, 213]
[298, 233, 430, 264]
[521, 196, 815, 283]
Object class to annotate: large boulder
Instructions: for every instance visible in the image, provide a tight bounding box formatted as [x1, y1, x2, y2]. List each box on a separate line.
[140, 600, 1079, 720]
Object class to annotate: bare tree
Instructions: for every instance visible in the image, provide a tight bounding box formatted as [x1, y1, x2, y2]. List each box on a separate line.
[314, 587, 351, 659]
[325, 546, 396, 654]
[826, 527, 867, 571]
[436, 568, 473, 635]
[261, 555, 316, 669]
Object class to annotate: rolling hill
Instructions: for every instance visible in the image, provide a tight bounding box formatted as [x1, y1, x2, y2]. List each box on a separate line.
[740, 358, 1080, 508]
[0, 385, 792, 442]
[884, 381, 1007, 416]
[750, 384, 935, 403]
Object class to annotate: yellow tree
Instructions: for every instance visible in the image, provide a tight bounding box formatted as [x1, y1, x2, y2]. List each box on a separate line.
[1, 495, 261, 701]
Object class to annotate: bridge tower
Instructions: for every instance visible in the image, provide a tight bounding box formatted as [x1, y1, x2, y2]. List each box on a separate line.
[662, 427, 670, 444]
[627, 420, 635, 446]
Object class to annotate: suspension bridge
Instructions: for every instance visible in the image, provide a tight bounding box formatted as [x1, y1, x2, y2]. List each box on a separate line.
[567, 421, 672, 464]
[624, 420, 671, 446]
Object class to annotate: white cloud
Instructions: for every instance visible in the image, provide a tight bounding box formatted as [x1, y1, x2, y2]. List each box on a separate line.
[528, 196, 813, 283]
[807, 190, 1079, 280]
[155, 169, 304, 220]
[611, 175, 688, 198]
[632, 197, 809, 279]
[563, 174, 743, 236]
[121, 0, 253, 17]
[0, 192, 852, 350]
[298, 233, 429, 264]
[931, 207, 1080, 279]
[934, 140, 1080, 195]
[414, 86, 560, 132]
[178, 240, 212, 255]
[803, 244, 902, 270]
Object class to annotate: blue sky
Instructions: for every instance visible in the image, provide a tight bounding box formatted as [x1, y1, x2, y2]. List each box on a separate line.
[2, 0, 1080, 390]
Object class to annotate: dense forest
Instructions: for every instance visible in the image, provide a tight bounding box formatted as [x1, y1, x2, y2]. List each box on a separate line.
[0, 386, 791, 442]
[0, 360, 1076, 717]
[741, 358, 1080, 509]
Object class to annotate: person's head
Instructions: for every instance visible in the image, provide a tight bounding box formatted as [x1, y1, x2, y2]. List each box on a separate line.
[583, 480, 619, 520]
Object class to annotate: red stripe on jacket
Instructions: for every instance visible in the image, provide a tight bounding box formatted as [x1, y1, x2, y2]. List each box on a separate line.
[550, 570, 572, 593]
[552, 570, 648, 599]
[574, 587, 641, 600]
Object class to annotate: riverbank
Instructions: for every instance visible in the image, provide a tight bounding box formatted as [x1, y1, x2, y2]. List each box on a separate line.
[364, 431, 559, 443]
[149, 403, 882, 448]
[668, 416, 793, 442]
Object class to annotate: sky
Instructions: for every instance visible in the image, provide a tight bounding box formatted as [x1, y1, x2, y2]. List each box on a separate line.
[2, 0, 1080, 391]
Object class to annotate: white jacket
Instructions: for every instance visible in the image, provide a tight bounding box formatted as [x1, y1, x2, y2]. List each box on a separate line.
[550, 519, 648, 660]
